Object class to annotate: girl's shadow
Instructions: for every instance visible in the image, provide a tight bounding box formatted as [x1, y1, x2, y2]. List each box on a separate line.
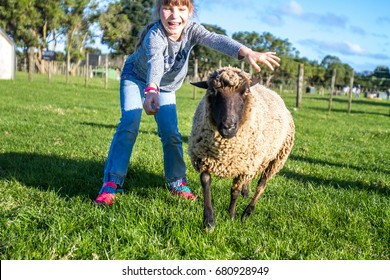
[0, 152, 164, 200]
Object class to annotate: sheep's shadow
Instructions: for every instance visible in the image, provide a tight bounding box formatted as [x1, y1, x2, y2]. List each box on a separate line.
[290, 154, 390, 176]
[0, 152, 165, 200]
[282, 155, 390, 196]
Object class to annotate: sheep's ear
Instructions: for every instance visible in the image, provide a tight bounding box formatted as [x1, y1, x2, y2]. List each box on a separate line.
[191, 81, 209, 89]
[250, 77, 261, 86]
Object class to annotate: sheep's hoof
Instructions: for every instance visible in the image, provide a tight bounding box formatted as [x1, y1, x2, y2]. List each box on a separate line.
[241, 205, 255, 221]
[228, 207, 236, 220]
[204, 223, 215, 233]
[204, 218, 215, 233]
[204, 209, 215, 232]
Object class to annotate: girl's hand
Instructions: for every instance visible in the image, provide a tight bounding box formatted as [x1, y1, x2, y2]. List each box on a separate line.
[143, 93, 160, 115]
[239, 46, 281, 72]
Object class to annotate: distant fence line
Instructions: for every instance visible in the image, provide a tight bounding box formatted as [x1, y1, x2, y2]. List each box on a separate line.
[18, 54, 127, 78]
[15, 54, 390, 107]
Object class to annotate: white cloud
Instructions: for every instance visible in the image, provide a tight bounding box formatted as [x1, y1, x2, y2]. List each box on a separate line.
[345, 42, 365, 54]
[289, 0, 303, 16]
[266, 1, 346, 29]
[299, 38, 389, 61]
[280, 0, 303, 17]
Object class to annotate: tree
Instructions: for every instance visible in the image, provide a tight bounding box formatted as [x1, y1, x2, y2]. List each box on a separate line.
[372, 66, 390, 90]
[295, 57, 326, 87]
[99, 0, 154, 55]
[233, 31, 297, 86]
[373, 65, 390, 78]
[0, 0, 64, 80]
[61, 0, 100, 79]
[321, 55, 353, 86]
[99, 1, 132, 55]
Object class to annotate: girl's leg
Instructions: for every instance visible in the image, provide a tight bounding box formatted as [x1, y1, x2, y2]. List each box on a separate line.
[154, 91, 196, 200]
[104, 77, 145, 185]
[96, 77, 144, 204]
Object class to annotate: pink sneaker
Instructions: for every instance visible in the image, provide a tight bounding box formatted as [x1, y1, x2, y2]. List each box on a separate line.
[95, 182, 123, 206]
[169, 179, 197, 200]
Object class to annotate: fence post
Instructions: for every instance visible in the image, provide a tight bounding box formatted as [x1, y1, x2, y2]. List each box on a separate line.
[66, 52, 70, 84]
[28, 47, 34, 81]
[348, 70, 354, 114]
[85, 52, 89, 87]
[192, 58, 199, 100]
[328, 68, 336, 112]
[105, 54, 109, 89]
[48, 61, 52, 83]
[296, 63, 304, 108]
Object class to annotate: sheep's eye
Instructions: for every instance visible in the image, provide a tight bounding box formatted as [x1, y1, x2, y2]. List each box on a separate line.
[240, 88, 249, 96]
[238, 83, 249, 96]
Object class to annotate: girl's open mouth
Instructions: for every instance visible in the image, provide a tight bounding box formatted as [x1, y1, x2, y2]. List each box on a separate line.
[168, 22, 181, 27]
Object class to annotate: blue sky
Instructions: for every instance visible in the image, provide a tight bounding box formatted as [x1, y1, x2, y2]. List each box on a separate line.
[195, 0, 390, 73]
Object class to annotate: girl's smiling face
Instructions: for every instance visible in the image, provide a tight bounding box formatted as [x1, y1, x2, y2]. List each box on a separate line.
[160, 5, 192, 41]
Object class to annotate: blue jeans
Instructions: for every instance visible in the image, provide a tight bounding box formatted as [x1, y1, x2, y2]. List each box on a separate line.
[103, 65, 186, 187]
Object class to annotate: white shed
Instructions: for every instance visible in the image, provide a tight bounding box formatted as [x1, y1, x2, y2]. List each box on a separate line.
[0, 28, 16, 80]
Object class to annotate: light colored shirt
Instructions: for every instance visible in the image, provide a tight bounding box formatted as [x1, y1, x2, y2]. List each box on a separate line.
[125, 20, 244, 92]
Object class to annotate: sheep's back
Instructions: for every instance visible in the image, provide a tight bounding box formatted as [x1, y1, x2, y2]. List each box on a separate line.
[188, 83, 294, 179]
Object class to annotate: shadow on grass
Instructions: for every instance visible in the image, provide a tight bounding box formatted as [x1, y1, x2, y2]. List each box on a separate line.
[80, 121, 117, 130]
[0, 152, 165, 200]
[303, 95, 390, 116]
[281, 169, 390, 196]
[282, 155, 390, 196]
[290, 155, 390, 176]
[305, 95, 390, 107]
[307, 106, 390, 117]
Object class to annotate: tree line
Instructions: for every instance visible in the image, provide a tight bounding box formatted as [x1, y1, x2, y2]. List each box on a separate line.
[1, 0, 389, 91]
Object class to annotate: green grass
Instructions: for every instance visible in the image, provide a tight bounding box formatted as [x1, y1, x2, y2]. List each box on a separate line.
[0, 72, 389, 260]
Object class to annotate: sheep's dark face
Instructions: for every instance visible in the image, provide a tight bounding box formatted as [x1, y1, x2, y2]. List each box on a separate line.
[191, 68, 253, 139]
[207, 82, 249, 139]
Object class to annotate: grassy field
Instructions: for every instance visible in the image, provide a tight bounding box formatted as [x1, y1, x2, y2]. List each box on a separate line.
[0, 72, 389, 260]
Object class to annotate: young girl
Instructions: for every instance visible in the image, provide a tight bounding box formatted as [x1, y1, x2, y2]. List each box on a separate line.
[95, 0, 280, 205]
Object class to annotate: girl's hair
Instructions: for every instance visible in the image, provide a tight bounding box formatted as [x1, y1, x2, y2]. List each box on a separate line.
[135, 0, 195, 50]
[154, 0, 195, 17]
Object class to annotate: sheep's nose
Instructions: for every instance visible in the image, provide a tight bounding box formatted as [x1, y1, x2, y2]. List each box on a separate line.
[220, 122, 238, 138]
[223, 123, 236, 132]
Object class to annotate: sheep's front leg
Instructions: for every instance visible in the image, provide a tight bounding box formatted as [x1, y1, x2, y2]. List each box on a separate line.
[201, 171, 215, 231]
[242, 174, 268, 221]
[229, 177, 242, 219]
[229, 187, 240, 220]
[241, 184, 250, 198]
[229, 176, 250, 219]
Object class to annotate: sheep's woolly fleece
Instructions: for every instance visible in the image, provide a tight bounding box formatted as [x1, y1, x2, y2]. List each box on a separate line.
[188, 67, 295, 180]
